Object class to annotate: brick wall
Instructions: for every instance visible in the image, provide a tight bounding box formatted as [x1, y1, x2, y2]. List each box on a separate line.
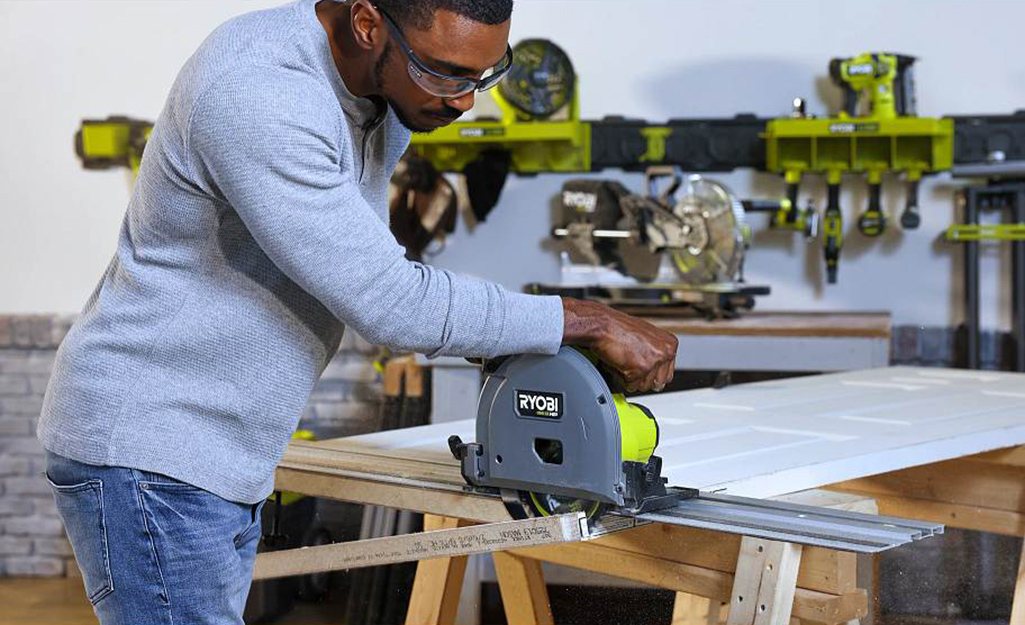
[0, 314, 384, 578]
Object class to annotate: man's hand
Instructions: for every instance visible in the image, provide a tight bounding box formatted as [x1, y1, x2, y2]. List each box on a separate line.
[561, 297, 678, 393]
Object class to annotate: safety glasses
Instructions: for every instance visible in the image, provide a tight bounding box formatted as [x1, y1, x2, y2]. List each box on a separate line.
[376, 6, 513, 98]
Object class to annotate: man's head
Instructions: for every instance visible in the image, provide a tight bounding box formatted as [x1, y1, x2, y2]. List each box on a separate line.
[348, 0, 513, 133]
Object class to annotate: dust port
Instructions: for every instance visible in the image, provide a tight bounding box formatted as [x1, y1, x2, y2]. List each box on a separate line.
[534, 438, 564, 465]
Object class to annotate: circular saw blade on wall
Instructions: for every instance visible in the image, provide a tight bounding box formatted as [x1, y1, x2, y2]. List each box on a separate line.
[671, 176, 748, 284]
[498, 39, 576, 119]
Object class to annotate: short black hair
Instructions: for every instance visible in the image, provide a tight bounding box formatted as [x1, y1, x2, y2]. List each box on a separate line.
[376, 0, 513, 30]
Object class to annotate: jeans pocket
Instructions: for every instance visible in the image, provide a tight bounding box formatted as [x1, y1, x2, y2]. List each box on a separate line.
[137, 470, 202, 492]
[46, 475, 114, 604]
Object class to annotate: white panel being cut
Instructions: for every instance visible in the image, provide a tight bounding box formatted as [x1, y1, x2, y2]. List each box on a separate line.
[345, 366, 1025, 498]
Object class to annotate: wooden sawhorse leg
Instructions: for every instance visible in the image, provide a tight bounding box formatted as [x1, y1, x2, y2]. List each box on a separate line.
[405, 518, 554, 625]
[673, 592, 725, 624]
[494, 551, 554, 625]
[406, 516, 471, 625]
[726, 537, 803, 625]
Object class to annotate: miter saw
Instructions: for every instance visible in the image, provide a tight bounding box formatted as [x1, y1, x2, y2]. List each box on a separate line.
[449, 347, 694, 520]
[527, 168, 772, 317]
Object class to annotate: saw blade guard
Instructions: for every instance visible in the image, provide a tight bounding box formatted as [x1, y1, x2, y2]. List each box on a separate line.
[455, 347, 672, 513]
[470, 347, 626, 506]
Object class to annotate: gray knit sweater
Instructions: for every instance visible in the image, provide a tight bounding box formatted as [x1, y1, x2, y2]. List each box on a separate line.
[38, 0, 563, 504]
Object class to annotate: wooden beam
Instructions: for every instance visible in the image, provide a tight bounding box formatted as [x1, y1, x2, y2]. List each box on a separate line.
[274, 466, 510, 522]
[830, 458, 1025, 513]
[493, 551, 554, 625]
[829, 491, 1025, 537]
[406, 516, 471, 625]
[591, 523, 855, 595]
[726, 538, 803, 625]
[511, 542, 866, 623]
[965, 444, 1025, 468]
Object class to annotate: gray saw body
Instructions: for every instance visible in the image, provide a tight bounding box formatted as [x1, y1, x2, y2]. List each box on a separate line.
[450, 347, 686, 515]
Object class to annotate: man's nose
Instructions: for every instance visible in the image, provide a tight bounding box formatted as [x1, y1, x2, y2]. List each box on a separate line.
[445, 91, 476, 113]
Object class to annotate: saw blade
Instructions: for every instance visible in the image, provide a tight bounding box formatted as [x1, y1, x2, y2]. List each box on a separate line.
[670, 176, 747, 284]
[523, 491, 607, 519]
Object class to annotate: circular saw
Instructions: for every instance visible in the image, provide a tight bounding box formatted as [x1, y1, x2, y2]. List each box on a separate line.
[498, 39, 576, 119]
[449, 348, 692, 520]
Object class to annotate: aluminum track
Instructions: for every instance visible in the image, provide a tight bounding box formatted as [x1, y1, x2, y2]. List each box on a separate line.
[624, 491, 943, 553]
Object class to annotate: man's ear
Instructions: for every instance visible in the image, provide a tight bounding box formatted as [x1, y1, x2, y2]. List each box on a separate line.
[350, 0, 383, 51]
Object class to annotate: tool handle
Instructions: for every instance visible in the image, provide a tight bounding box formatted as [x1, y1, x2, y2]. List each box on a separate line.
[900, 180, 921, 229]
[842, 87, 859, 117]
[741, 199, 786, 213]
[785, 183, 800, 223]
[823, 184, 843, 284]
[858, 182, 886, 237]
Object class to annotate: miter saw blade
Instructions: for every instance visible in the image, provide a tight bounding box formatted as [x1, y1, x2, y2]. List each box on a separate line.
[498, 39, 576, 119]
[670, 176, 748, 284]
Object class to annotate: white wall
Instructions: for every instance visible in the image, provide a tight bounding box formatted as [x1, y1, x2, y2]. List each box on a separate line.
[2, 1, 1023, 328]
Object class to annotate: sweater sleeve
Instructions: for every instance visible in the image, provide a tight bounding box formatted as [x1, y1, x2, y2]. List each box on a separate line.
[187, 66, 562, 358]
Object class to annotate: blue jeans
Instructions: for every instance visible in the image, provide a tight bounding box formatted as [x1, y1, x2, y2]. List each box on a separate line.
[45, 451, 265, 624]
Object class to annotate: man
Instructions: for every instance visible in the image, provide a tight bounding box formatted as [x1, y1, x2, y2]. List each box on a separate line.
[38, 0, 678, 621]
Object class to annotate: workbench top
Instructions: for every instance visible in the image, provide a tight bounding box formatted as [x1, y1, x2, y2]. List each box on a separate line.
[641, 311, 891, 338]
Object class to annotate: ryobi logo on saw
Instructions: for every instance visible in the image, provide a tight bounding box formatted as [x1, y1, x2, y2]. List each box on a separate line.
[515, 390, 563, 419]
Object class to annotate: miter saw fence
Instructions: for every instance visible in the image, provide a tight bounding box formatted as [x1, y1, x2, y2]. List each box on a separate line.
[449, 348, 695, 520]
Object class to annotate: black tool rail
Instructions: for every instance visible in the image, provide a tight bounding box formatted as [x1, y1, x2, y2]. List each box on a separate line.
[586, 111, 1025, 173]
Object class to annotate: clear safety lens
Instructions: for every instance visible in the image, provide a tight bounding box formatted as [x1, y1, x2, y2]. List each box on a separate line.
[406, 52, 512, 99]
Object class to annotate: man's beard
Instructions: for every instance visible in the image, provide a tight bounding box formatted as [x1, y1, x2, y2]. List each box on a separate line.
[374, 42, 460, 134]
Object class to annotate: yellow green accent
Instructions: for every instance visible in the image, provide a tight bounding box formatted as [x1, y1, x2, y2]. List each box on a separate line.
[527, 492, 601, 518]
[834, 52, 902, 120]
[275, 429, 317, 506]
[946, 224, 1025, 242]
[613, 394, 657, 463]
[77, 118, 153, 177]
[639, 127, 672, 162]
[764, 117, 954, 178]
[409, 87, 591, 173]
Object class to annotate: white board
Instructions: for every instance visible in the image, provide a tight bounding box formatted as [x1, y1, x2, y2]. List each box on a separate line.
[345, 366, 1025, 498]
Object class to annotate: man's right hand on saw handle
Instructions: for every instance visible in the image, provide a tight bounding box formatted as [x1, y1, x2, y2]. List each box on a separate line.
[561, 297, 678, 393]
